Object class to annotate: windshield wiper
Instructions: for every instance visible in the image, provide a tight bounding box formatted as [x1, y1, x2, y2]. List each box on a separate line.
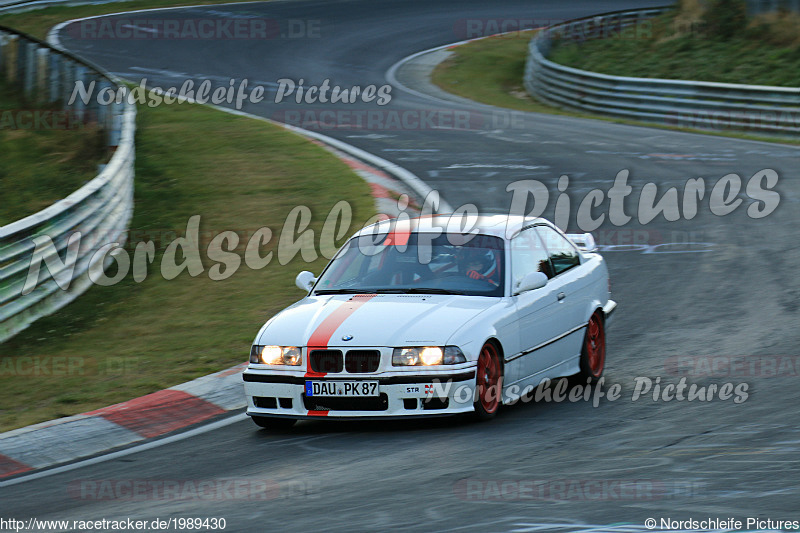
[315, 287, 467, 296]
[388, 288, 466, 295]
[313, 289, 379, 295]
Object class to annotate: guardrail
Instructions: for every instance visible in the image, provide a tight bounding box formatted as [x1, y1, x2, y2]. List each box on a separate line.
[0, 0, 117, 13]
[747, 0, 800, 14]
[0, 0, 38, 9]
[0, 25, 136, 342]
[524, 7, 800, 135]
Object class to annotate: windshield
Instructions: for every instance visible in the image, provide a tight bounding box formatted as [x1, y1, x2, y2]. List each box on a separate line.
[314, 233, 505, 297]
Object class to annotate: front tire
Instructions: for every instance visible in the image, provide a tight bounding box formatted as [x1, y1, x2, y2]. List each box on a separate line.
[474, 341, 503, 420]
[578, 311, 606, 380]
[251, 416, 297, 430]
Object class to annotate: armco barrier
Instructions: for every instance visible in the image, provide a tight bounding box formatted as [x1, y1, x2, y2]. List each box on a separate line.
[524, 7, 800, 135]
[0, 25, 136, 342]
[0, 0, 91, 12]
[747, 0, 800, 14]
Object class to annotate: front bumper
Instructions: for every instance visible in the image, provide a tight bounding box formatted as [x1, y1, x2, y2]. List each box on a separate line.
[603, 299, 617, 328]
[243, 367, 477, 419]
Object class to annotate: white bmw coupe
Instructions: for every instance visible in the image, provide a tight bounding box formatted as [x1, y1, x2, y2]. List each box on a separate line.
[243, 214, 616, 428]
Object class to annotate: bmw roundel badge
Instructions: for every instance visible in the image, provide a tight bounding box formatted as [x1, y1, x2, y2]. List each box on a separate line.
[342, 334, 354, 341]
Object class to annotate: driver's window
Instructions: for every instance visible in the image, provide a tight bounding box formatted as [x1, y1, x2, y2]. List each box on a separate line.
[511, 228, 552, 285]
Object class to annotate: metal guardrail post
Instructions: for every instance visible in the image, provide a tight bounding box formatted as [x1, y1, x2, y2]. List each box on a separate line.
[61, 57, 74, 108]
[36, 47, 48, 101]
[48, 51, 60, 102]
[109, 100, 123, 147]
[5, 34, 17, 82]
[96, 78, 110, 128]
[0, 31, 7, 75]
[72, 63, 86, 121]
[23, 40, 35, 95]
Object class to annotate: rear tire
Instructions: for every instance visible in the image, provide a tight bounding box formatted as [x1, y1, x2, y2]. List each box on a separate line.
[251, 416, 297, 430]
[577, 311, 606, 380]
[473, 341, 503, 421]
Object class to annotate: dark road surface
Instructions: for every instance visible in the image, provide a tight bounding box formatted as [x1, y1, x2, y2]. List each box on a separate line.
[3, 1, 799, 531]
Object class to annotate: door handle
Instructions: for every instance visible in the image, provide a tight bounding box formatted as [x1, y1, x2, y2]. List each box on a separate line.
[557, 292, 566, 301]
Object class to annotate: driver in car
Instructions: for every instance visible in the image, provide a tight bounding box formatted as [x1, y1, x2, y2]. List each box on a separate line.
[462, 249, 500, 287]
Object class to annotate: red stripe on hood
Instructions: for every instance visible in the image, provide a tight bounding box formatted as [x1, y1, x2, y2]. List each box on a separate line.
[304, 294, 377, 417]
[305, 294, 377, 378]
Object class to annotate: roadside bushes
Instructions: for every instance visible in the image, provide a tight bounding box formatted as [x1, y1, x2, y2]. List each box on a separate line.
[702, 0, 747, 40]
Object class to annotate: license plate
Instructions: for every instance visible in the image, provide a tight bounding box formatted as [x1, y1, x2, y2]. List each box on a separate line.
[305, 381, 379, 397]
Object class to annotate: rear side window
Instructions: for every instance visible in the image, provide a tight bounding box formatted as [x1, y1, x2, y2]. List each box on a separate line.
[535, 226, 580, 276]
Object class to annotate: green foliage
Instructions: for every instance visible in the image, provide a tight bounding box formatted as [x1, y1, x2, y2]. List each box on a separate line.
[549, 6, 800, 86]
[0, 81, 107, 226]
[703, 0, 748, 40]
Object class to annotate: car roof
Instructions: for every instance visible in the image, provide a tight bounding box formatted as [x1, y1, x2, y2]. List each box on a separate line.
[353, 214, 551, 240]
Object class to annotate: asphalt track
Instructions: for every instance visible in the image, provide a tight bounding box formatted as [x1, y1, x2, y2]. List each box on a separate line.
[3, 0, 800, 530]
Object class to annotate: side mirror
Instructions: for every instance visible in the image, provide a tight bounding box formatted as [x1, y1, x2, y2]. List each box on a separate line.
[295, 271, 317, 292]
[514, 271, 548, 295]
[566, 232, 597, 252]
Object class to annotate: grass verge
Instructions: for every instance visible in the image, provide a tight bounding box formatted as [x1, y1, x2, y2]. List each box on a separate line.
[432, 31, 556, 115]
[0, 80, 107, 226]
[0, 5, 375, 431]
[431, 31, 800, 146]
[0, 0, 269, 38]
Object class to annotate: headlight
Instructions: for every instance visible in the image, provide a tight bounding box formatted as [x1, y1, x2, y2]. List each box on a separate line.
[250, 345, 302, 366]
[392, 346, 466, 366]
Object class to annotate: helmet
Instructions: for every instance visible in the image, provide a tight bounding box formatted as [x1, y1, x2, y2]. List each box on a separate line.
[460, 248, 499, 279]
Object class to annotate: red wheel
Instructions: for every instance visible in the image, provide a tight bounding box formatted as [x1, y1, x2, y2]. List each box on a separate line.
[579, 312, 606, 379]
[474, 341, 502, 420]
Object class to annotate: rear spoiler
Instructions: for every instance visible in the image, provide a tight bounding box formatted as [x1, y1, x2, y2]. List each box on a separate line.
[566, 233, 597, 252]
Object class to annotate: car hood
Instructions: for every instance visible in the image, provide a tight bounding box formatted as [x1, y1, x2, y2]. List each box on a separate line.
[258, 293, 496, 348]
